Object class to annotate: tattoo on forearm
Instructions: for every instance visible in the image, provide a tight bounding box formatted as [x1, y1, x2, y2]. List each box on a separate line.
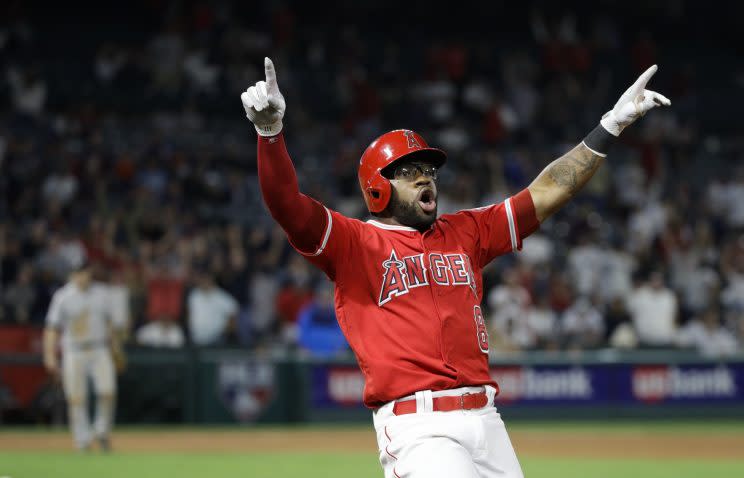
[547, 145, 600, 192]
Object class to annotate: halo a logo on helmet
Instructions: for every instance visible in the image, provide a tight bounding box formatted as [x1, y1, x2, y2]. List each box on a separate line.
[404, 130, 421, 149]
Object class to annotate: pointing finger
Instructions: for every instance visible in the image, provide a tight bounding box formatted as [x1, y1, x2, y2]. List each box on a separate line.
[633, 64, 658, 91]
[264, 57, 279, 92]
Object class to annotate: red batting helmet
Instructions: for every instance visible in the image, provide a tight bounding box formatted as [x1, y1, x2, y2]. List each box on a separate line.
[358, 129, 446, 213]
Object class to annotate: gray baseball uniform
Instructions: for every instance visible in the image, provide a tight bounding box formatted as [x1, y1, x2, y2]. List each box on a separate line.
[46, 281, 119, 449]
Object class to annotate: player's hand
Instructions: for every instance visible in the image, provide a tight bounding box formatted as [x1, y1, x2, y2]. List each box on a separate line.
[112, 345, 127, 373]
[113, 350, 127, 373]
[241, 57, 286, 137]
[600, 65, 671, 136]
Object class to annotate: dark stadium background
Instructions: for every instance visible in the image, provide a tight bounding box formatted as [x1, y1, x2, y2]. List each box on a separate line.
[2, 0, 744, 426]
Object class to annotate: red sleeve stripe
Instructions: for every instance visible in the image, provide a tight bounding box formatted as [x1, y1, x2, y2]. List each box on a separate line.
[504, 198, 518, 252]
[297, 206, 333, 257]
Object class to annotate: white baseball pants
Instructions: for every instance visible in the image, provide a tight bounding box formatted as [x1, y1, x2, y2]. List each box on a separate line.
[373, 386, 523, 478]
[62, 347, 116, 448]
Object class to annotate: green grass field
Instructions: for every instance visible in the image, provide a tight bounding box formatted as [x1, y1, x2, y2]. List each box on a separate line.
[2, 452, 743, 478]
[1, 422, 742, 478]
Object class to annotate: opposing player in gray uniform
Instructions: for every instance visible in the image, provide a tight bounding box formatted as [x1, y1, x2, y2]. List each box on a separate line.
[43, 262, 126, 451]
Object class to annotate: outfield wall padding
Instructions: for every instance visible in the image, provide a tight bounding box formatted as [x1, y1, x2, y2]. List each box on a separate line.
[2, 349, 743, 424]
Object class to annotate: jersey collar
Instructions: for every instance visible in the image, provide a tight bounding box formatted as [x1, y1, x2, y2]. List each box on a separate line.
[366, 220, 418, 232]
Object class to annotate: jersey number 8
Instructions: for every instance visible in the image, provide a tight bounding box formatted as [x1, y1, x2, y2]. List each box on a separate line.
[473, 306, 489, 354]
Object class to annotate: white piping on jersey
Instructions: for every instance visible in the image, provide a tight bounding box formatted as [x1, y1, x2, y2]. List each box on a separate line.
[306, 206, 333, 256]
[504, 198, 518, 252]
[366, 220, 417, 232]
[460, 205, 492, 212]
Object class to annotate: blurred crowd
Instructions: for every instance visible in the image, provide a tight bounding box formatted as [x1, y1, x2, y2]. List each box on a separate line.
[1, 1, 743, 358]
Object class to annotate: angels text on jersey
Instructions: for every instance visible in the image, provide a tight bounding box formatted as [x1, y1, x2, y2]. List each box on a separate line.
[378, 249, 478, 306]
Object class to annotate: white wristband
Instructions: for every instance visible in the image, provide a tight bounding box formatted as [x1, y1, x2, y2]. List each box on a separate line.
[254, 120, 283, 137]
[599, 112, 622, 137]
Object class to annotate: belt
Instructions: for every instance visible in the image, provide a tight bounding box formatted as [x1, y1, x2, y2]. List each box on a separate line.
[392, 391, 489, 415]
[69, 341, 107, 351]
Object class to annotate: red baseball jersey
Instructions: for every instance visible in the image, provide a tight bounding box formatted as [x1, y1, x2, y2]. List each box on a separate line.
[292, 198, 536, 407]
[257, 134, 539, 408]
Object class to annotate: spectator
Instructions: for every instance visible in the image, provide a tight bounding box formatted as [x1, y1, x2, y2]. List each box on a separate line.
[250, 262, 280, 339]
[720, 237, 744, 312]
[136, 315, 185, 348]
[676, 307, 739, 357]
[604, 297, 636, 348]
[600, 243, 636, 303]
[107, 267, 131, 337]
[561, 296, 605, 349]
[723, 169, 744, 229]
[275, 256, 314, 345]
[668, 222, 720, 317]
[567, 234, 603, 297]
[524, 293, 559, 350]
[519, 232, 554, 268]
[247, 226, 283, 341]
[42, 164, 78, 206]
[94, 44, 127, 84]
[187, 271, 239, 346]
[487, 268, 532, 349]
[57, 231, 87, 272]
[1, 233, 22, 288]
[0, 2, 740, 356]
[297, 281, 348, 357]
[183, 44, 219, 93]
[628, 199, 668, 255]
[732, 310, 744, 350]
[145, 264, 185, 326]
[3, 264, 37, 324]
[7, 67, 47, 116]
[35, 235, 76, 282]
[626, 271, 678, 347]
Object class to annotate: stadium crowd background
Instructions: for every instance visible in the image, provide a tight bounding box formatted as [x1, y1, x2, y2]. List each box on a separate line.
[1, 1, 743, 358]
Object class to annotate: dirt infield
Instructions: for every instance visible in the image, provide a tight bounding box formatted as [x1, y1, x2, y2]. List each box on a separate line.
[1, 427, 742, 460]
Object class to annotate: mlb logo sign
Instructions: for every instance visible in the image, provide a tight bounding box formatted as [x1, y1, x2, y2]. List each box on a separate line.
[327, 367, 365, 406]
[218, 359, 275, 422]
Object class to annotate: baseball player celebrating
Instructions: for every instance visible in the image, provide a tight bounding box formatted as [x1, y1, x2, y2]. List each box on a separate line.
[43, 262, 126, 452]
[242, 58, 669, 477]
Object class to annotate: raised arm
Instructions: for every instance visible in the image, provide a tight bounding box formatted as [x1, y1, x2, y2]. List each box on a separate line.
[241, 58, 328, 253]
[528, 65, 671, 222]
[527, 143, 604, 222]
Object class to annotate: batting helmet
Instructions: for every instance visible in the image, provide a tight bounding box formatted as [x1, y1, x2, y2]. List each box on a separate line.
[358, 129, 446, 213]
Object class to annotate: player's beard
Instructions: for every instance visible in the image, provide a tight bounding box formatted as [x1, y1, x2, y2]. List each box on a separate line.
[389, 189, 437, 232]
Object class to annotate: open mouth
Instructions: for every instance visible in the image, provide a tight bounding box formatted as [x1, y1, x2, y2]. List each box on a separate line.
[417, 188, 437, 214]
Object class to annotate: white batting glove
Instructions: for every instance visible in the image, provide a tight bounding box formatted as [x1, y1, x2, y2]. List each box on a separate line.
[241, 57, 286, 136]
[600, 65, 671, 136]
